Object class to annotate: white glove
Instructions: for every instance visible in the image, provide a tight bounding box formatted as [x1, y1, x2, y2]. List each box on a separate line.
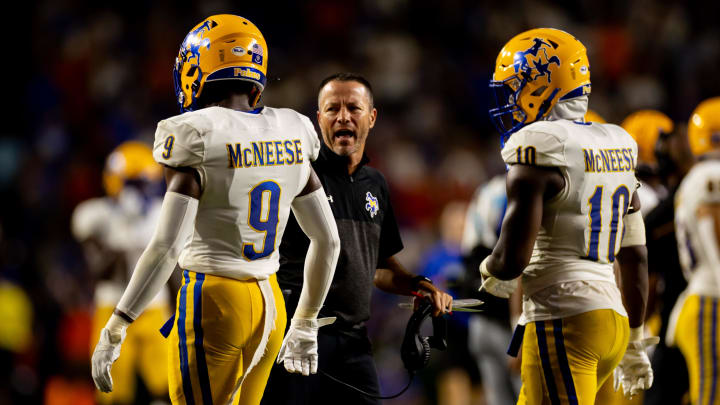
[479, 256, 518, 299]
[91, 314, 129, 392]
[277, 317, 336, 376]
[613, 327, 660, 398]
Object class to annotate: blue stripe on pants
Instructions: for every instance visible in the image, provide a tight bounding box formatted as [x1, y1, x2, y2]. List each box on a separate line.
[710, 299, 718, 405]
[700, 297, 706, 405]
[178, 270, 195, 405]
[552, 319, 578, 405]
[536, 321, 561, 405]
[193, 273, 213, 405]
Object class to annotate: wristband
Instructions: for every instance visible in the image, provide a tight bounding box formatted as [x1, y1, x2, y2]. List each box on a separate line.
[411, 275, 433, 292]
[629, 326, 644, 342]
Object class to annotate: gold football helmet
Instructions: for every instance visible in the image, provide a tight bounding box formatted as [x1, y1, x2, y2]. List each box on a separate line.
[103, 141, 162, 197]
[173, 14, 268, 112]
[490, 28, 591, 144]
[621, 110, 673, 165]
[584, 109, 606, 123]
[688, 97, 720, 156]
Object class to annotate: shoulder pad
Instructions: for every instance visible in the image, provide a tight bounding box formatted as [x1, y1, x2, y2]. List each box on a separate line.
[501, 123, 568, 167]
[153, 112, 208, 168]
[299, 114, 321, 162]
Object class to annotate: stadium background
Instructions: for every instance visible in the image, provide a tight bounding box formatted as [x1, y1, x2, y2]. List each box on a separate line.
[2, 0, 719, 403]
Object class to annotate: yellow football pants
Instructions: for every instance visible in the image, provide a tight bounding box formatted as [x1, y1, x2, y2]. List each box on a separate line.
[676, 294, 720, 405]
[594, 374, 643, 405]
[518, 309, 629, 405]
[168, 270, 287, 405]
[91, 305, 170, 404]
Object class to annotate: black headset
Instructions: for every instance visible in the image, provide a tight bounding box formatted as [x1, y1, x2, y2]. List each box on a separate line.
[320, 300, 448, 399]
[401, 300, 448, 372]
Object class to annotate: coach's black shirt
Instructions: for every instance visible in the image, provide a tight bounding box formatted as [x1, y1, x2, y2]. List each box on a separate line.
[277, 144, 404, 326]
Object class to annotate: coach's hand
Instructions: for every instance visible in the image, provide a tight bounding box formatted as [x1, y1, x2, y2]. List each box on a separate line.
[91, 314, 129, 392]
[277, 317, 336, 376]
[415, 283, 453, 317]
[613, 327, 659, 398]
[479, 256, 518, 299]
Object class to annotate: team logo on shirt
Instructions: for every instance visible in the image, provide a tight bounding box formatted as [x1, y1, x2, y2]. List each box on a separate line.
[365, 192, 379, 218]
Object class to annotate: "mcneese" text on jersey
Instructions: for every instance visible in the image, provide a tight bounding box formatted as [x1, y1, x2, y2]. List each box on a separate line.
[226, 140, 304, 168]
[582, 148, 635, 173]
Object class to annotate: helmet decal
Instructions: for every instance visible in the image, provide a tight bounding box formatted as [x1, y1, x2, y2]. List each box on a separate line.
[513, 38, 561, 83]
[182, 20, 213, 67]
[251, 43, 264, 65]
[176, 21, 213, 109]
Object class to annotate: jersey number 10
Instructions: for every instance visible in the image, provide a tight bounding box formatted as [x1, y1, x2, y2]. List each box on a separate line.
[243, 180, 281, 260]
[584, 185, 630, 262]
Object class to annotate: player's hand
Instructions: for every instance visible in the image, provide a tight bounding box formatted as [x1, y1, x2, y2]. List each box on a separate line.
[277, 317, 336, 376]
[415, 283, 453, 317]
[613, 335, 660, 398]
[479, 256, 518, 299]
[91, 326, 127, 392]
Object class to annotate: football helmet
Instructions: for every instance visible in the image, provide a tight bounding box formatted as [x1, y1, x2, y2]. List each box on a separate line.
[103, 141, 162, 197]
[174, 14, 268, 112]
[584, 109, 606, 123]
[620, 110, 673, 165]
[490, 28, 591, 144]
[688, 97, 720, 156]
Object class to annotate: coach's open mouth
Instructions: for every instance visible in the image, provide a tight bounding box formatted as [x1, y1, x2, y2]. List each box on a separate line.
[334, 129, 355, 140]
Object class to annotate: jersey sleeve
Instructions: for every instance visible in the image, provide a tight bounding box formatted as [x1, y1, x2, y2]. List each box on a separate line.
[501, 128, 567, 167]
[153, 115, 206, 168]
[300, 115, 321, 162]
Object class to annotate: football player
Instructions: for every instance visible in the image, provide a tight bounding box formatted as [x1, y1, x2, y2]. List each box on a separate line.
[72, 141, 170, 404]
[667, 97, 720, 405]
[621, 110, 675, 214]
[482, 28, 657, 404]
[462, 173, 521, 405]
[89, 15, 341, 405]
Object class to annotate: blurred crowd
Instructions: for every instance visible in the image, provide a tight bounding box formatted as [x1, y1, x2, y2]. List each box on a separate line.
[2, 0, 719, 404]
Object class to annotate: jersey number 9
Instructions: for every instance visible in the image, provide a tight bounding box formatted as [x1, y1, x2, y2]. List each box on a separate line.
[243, 180, 281, 260]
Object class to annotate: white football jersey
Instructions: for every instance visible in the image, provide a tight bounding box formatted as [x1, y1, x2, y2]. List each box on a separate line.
[72, 194, 166, 307]
[675, 160, 720, 297]
[153, 106, 320, 281]
[502, 119, 638, 322]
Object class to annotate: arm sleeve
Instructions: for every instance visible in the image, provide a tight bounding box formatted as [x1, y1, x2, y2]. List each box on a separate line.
[153, 116, 205, 168]
[116, 192, 198, 319]
[501, 129, 567, 167]
[300, 115, 321, 162]
[291, 188, 340, 319]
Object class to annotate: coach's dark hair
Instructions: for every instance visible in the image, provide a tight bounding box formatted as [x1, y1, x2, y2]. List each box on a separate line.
[318, 73, 374, 108]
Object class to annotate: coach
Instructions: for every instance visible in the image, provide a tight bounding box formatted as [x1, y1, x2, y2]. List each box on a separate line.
[261, 73, 453, 404]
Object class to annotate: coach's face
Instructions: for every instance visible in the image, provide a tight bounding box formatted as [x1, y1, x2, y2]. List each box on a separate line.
[317, 80, 377, 159]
